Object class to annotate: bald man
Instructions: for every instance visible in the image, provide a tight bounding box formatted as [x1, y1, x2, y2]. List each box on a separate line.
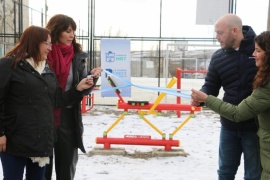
[192, 14, 261, 180]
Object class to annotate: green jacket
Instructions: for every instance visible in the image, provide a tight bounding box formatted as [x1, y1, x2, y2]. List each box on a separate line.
[205, 81, 270, 179]
[205, 81, 270, 136]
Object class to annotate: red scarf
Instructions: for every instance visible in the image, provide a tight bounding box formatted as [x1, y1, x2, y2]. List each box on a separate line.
[47, 44, 74, 127]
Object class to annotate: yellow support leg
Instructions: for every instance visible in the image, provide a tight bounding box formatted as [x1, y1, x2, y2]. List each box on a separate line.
[170, 115, 192, 137]
[139, 114, 164, 137]
[105, 112, 127, 134]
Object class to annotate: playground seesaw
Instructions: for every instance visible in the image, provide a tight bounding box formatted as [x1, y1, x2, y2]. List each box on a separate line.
[95, 71, 202, 151]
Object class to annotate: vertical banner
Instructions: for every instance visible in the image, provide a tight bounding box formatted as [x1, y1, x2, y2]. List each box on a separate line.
[101, 39, 131, 97]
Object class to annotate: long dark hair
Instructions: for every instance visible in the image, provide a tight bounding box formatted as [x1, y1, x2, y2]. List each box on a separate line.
[4, 25, 50, 68]
[253, 31, 270, 89]
[46, 14, 82, 53]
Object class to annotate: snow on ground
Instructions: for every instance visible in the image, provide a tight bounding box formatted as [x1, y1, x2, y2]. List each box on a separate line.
[73, 105, 244, 180]
[0, 105, 245, 180]
[0, 75, 242, 179]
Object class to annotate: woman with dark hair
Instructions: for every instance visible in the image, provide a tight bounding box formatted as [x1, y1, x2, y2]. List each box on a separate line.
[191, 31, 270, 180]
[0, 25, 94, 180]
[45, 14, 102, 180]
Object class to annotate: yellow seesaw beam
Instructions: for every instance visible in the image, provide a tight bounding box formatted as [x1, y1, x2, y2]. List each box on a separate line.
[148, 77, 177, 114]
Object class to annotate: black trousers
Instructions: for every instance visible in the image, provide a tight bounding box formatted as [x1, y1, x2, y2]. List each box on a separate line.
[44, 156, 53, 180]
[44, 108, 78, 180]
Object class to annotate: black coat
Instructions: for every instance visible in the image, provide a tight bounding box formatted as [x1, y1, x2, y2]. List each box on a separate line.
[62, 51, 97, 153]
[201, 25, 258, 131]
[0, 57, 84, 157]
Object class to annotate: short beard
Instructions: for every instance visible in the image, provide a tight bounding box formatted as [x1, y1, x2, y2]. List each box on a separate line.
[224, 38, 236, 49]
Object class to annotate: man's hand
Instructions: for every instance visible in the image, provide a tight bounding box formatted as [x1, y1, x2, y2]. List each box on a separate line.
[191, 89, 208, 102]
[191, 99, 201, 106]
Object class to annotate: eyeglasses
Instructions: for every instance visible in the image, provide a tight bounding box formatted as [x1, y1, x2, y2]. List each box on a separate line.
[43, 41, 52, 48]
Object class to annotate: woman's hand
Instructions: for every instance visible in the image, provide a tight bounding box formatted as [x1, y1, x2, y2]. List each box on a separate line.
[90, 67, 103, 78]
[76, 76, 94, 91]
[191, 88, 208, 102]
[0, 136, 7, 152]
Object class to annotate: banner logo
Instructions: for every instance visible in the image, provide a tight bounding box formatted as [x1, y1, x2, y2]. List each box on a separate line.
[105, 51, 115, 62]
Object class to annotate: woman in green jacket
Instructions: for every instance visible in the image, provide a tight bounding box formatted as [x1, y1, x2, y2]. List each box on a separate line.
[191, 31, 270, 180]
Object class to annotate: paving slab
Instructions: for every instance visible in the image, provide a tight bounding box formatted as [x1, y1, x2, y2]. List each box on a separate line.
[88, 147, 189, 158]
[152, 148, 189, 157]
[88, 147, 126, 156]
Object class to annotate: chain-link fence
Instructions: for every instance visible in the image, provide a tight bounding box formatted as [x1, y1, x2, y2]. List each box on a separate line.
[1, 0, 224, 106]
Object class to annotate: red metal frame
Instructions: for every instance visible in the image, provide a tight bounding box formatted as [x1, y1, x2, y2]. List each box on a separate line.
[96, 136, 180, 151]
[81, 87, 99, 114]
[117, 102, 201, 112]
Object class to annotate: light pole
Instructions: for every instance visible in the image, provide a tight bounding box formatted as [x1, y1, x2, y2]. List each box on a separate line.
[45, 0, 48, 24]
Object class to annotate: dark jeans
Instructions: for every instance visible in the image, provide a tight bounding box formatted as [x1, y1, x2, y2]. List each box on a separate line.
[218, 126, 261, 180]
[0, 152, 46, 180]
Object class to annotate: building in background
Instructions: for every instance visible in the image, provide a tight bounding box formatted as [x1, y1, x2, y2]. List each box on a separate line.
[0, 0, 29, 53]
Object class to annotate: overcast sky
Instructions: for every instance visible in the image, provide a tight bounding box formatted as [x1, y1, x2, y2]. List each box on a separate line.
[28, 0, 268, 37]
